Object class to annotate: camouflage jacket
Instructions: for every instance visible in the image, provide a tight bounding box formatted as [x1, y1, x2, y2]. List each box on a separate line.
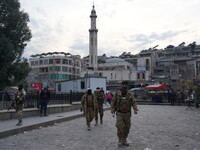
[14, 89, 26, 105]
[94, 91, 105, 105]
[81, 93, 98, 110]
[111, 90, 137, 113]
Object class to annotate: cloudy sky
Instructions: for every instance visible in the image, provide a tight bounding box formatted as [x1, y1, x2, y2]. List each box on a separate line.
[20, 0, 200, 59]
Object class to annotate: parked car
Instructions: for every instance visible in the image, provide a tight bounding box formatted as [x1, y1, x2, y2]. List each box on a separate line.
[130, 88, 150, 99]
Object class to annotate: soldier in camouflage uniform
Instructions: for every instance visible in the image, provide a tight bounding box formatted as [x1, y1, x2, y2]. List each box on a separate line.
[94, 87, 105, 125]
[13, 84, 26, 126]
[111, 81, 138, 146]
[80, 88, 98, 130]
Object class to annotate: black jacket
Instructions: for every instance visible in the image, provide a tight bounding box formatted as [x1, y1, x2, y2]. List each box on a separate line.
[40, 89, 50, 100]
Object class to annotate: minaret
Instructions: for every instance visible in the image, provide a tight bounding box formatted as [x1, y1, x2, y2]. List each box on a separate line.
[89, 5, 98, 71]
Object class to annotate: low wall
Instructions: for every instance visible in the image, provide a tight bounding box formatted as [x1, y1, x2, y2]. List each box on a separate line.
[0, 103, 81, 121]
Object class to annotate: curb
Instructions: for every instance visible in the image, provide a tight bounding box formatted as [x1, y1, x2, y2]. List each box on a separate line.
[0, 107, 111, 139]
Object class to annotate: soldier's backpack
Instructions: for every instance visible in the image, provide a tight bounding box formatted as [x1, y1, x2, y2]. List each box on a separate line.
[86, 94, 95, 107]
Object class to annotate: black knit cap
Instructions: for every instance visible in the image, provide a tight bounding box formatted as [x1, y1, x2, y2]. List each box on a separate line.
[121, 81, 128, 85]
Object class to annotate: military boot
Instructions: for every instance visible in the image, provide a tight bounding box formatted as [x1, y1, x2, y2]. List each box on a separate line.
[87, 123, 91, 131]
[118, 138, 123, 146]
[16, 120, 23, 126]
[122, 138, 129, 146]
[100, 118, 103, 125]
[95, 120, 98, 126]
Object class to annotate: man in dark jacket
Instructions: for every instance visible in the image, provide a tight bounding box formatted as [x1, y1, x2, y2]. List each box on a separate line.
[40, 85, 50, 116]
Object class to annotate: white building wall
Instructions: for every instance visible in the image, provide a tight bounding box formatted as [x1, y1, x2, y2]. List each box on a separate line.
[137, 57, 148, 66]
[56, 77, 106, 93]
[89, 78, 107, 93]
[98, 70, 137, 81]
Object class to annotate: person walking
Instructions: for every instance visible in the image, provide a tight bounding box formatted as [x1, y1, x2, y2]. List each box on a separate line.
[13, 84, 26, 126]
[170, 90, 176, 106]
[111, 81, 138, 146]
[94, 87, 105, 125]
[40, 85, 50, 117]
[106, 91, 113, 105]
[80, 88, 98, 130]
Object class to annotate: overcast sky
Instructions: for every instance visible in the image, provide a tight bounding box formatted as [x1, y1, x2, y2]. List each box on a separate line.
[20, 0, 200, 59]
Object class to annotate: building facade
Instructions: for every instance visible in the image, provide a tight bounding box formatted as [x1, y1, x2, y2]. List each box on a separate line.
[28, 52, 81, 90]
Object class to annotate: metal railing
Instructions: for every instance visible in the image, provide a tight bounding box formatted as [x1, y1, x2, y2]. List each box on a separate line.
[0, 91, 84, 110]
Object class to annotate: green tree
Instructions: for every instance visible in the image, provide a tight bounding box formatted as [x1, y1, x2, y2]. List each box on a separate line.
[0, 0, 32, 90]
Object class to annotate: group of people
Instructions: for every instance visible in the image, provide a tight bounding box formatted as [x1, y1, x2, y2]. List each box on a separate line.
[80, 81, 138, 146]
[80, 87, 105, 129]
[12, 85, 50, 126]
[168, 88, 195, 106]
[13, 82, 139, 146]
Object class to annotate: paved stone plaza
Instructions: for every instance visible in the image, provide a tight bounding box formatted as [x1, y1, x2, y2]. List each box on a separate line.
[0, 105, 200, 150]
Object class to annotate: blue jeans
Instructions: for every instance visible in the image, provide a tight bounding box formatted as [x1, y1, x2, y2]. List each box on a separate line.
[40, 100, 48, 114]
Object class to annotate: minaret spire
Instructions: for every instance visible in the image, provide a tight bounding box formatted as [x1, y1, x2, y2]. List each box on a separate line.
[89, 4, 98, 71]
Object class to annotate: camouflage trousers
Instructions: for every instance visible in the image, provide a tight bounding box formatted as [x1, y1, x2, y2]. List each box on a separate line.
[95, 105, 103, 121]
[85, 107, 95, 126]
[15, 104, 24, 121]
[116, 112, 131, 139]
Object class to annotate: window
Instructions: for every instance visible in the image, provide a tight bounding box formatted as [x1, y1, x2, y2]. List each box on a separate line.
[58, 84, 61, 92]
[146, 59, 149, 66]
[44, 59, 48, 65]
[42, 74, 48, 79]
[69, 60, 72, 65]
[99, 72, 102, 77]
[31, 61, 34, 66]
[55, 66, 61, 72]
[39, 67, 48, 73]
[69, 67, 72, 73]
[35, 61, 38, 66]
[62, 59, 68, 64]
[31, 68, 38, 73]
[55, 59, 61, 64]
[76, 61, 79, 67]
[81, 81, 85, 89]
[49, 66, 54, 72]
[49, 59, 54, 64]
[62, 67, 68, 72]
[142, 73, 145, 79]
[39, 60, 43, 65]
[137, 73, 140, 79]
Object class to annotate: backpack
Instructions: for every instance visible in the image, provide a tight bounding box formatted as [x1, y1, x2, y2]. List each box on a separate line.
[115, 91, 131, 113]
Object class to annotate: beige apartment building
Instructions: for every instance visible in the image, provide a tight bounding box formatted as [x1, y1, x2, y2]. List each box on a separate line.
[28, 52, 81, 90]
